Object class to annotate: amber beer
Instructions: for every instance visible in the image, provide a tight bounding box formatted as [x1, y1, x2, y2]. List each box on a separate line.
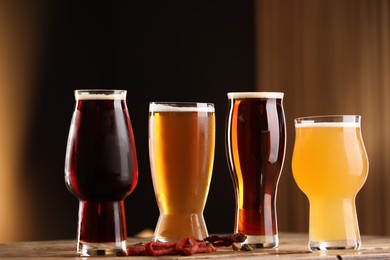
[225, 92, 286, 248]
[149, 102, 215, 242]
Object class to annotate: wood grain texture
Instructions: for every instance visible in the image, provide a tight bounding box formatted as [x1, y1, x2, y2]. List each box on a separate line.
[0, 233, 390, 259]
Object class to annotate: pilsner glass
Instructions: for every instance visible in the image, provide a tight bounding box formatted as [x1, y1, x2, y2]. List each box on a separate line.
[64, 89, 138, 256]
[225, 92, 286, 248]
[292, 115, 369, 251]
[149, 102, 215, 242]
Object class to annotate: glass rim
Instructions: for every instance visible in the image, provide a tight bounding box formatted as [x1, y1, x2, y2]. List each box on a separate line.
[149, 101, 215, 112]
[75, 89, 126, 100]
[294, 115, 361, 125]
[227, 92, 284, 99]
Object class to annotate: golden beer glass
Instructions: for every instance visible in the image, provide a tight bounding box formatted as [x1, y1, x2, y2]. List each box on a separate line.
[148, 102, 215, 242]
[292, 115, 369, 251]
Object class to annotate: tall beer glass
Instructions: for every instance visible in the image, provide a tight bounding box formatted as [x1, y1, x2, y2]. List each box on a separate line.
[292, 115, 368, 251]
[149, 102, 215, 242]
[225, 92, 286, 248]
[65, 90, 138, 256]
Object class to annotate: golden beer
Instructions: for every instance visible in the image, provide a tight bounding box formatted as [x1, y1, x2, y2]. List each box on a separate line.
[292, 115, 368, 251]
[149, 102, 215, 241]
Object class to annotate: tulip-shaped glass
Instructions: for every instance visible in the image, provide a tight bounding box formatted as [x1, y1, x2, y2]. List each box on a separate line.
[292, 115, 368, 251]
[65, 89, 138, 256]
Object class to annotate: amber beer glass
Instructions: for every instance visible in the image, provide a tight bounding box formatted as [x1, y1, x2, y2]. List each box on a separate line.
[225, 92, 286, 248]
[64, 90, 138, 256]
[149, 102, 215, 242]
[292, 115, 368, 251]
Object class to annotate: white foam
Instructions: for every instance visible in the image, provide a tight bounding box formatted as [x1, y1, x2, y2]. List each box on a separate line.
[227, 92, 284, 99]
[149, 102, 215, 113]
[295, 122, 360, 128]
[75, 90, 126, 100]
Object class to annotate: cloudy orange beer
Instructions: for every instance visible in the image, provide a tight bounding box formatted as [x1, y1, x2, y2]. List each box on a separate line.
[292, 115, 368, 251]
[148, 102, 215, 242]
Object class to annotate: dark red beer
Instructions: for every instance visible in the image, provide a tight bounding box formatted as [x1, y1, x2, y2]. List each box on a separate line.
[225, 92, 285, 248]
[65, 90, 138, 255]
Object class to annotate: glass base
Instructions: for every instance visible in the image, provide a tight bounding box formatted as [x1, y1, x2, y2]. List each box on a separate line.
[309, 240, 361, 251]
[243, 234, 279, 248]
[78, 241, 127, 256]
[153, 213, 208, 242]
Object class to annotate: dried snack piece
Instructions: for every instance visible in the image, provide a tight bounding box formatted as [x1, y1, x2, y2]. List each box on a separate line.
[125, 236, 216, 256]
[175, 236, 199, 256]
[145, 241, 177, 256]
[127, 242, 147, 256]
[204, 232, 247, 247]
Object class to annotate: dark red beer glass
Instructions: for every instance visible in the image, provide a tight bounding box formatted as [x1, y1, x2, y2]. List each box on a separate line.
[65, 89, 138, 256]
[225, 92, 286, 248]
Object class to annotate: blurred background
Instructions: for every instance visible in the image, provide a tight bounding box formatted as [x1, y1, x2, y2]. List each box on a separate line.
[0, 0, 388, 242]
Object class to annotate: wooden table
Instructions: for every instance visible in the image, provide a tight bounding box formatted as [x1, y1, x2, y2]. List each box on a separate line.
[1, 233, 390, 259]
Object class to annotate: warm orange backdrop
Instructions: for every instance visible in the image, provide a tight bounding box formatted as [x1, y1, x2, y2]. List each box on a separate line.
[0, 1, 44, 241]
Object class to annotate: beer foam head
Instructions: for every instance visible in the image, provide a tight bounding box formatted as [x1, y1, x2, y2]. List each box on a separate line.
[149, 102, 215, 112]
[295, 122, 360, 128]
[295, 115, 361, 128]
[75, 90, 126, 100]
[227, 92, 284, 99]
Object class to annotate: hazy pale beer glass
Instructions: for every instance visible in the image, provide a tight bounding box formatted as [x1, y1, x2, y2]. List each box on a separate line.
[225, 92, 286, 248]
[292, 115, 369, 251]
[149, 102, 215, 242]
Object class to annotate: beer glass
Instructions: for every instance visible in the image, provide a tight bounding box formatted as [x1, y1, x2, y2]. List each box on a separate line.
[292, 115, 369, 251]
[64, 89, 138, 256]
[149, 102, 215, 242]
[225, 92, 286, 248]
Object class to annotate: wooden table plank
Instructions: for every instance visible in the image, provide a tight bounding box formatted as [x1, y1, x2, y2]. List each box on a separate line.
[0, 233, 389, 259]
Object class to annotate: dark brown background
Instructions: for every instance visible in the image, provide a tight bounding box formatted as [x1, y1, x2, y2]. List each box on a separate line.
[0, 0, 389, 242]
[23, 1, 255, 241]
